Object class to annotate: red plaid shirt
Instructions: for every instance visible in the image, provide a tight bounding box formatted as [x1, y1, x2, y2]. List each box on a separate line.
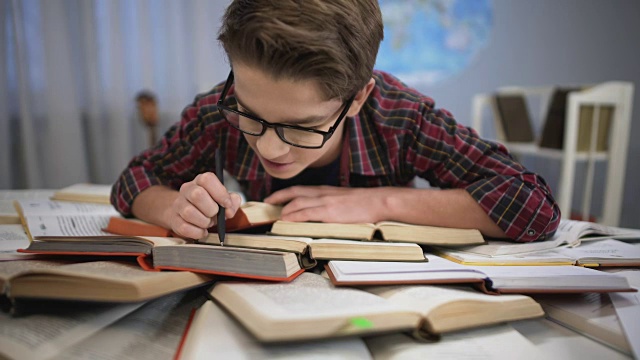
[112, 70, 560, 242]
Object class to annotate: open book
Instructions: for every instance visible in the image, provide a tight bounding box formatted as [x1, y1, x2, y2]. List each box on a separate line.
[435, 219, 640, 257]
[200, 233, 426, 268]
[17, 200, 302, 281]
[20, 237, 304, 282]
[532, 293, 632, 355]
[51, 183, 113, 204]
[177, 299, 372, 360]
[270, 220, 484, 246]
[0, 189, 56, 225]
[436, 238, 640, 266]
[0, 260, 213, 306]
[325, 255, 635, 294]
[209, 272, 543, 342]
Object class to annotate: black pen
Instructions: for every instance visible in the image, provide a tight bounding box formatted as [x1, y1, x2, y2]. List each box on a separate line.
[215, 147, 226, 246]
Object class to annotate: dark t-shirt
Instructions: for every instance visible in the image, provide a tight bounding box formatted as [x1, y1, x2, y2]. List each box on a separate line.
[271, 156, 340, 193]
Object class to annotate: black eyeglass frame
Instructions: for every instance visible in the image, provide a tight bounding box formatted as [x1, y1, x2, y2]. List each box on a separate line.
[216, 70, 355, 149]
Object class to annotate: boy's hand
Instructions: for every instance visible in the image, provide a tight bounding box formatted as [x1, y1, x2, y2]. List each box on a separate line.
[168, 172, 242, 239]
[264, 185, 388, 224]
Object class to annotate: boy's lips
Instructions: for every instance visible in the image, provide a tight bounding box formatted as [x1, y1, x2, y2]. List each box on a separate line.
[261, 157, 293, 169]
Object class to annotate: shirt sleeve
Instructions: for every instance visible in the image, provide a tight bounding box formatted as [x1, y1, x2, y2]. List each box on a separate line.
[406, 103, 561, 242]
[110, 94, 220, 216]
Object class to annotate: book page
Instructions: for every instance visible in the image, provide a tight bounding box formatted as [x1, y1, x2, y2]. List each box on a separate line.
[0, 259, 71, 282]
[364, 284, 531, 316]
[328, 254, 486, 283]
[557, 239, 640, 263]
[474, 265, 630, 291]
[0, 189, 56, 200]
[181, 300, 372, 360]
[52, 289, 205, 360]
[448, 219, 640, 257]
[17, 200, 119, 216]
[365, 324, 544, 360]
[216, 272, 405, 319]
[0, 200, 19, 218]
[0, 224, 37, 260]
[25, 215, 113, 237]
[534, 292, 630, 354]
[0, 301, 143, 360]
[609, 270, 640, 359]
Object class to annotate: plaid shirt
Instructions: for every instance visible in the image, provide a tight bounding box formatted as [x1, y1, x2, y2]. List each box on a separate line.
[112, 70, 560, 242]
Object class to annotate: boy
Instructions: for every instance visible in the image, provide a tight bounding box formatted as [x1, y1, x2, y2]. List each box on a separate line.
[111, 0, 560, 242]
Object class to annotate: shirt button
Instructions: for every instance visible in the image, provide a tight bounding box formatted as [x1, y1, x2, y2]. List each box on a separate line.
[526, 229, 536, 236]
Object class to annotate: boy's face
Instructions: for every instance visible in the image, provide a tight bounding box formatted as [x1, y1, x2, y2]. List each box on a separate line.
[231, 63, 351, 179]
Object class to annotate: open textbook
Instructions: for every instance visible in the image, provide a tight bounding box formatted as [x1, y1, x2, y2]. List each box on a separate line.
[325, 255, 635, 293]
[15, 199, 120, 239]
[17, 200, 303, 281]
[0, 189, 56, 224]
[270, 220, 485, 245]
[0, 260, 213, 306]
[436, 219, 640, 257]
[209, 272, 543, 342]
[54, 288, 208, 360]
[178, 299, 372, 360]
[0, 299, 143, 360]
[435, 238, 640, 266]
[200, 233, 426, 268]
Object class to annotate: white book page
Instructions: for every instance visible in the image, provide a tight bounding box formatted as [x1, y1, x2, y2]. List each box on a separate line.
[449, 219, 640, 257]
[181, 300, 372, 360]
[0, 302, 143, 360]
[557, 239, 640, 261]
[0, 200, 18, 217]
[0, 189, 56, 200]
[609, 270, 640, 359]
[328, 255, 486, 282]
[52, 290, 203, 360]
[0, 224, 35, 260]
[17, 200, 119, 216]
[365, 284, 529, 316]
[216, 272, 405, 320]
[365, 324, 543, 360]
[474, 265, 630, 290]
[26, 215, 113, 237]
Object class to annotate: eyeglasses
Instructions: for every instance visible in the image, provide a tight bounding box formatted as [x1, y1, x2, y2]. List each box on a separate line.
[216, 71, 354, 149]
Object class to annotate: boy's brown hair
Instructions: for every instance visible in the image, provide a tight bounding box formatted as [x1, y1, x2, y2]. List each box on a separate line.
[218, 0, 384, 101]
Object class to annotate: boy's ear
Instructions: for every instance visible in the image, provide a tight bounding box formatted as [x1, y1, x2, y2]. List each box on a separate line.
[346, 78, 376, 117]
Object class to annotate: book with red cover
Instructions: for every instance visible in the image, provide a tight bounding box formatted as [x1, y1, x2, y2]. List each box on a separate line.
[19, 238, 303, 282]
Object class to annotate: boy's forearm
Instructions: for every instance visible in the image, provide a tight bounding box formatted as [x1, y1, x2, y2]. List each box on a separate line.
[131, 185, 180, 229]
[385, 188, 507, 238]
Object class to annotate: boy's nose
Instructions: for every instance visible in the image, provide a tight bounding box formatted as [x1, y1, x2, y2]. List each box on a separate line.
[255, 128, 290, 159]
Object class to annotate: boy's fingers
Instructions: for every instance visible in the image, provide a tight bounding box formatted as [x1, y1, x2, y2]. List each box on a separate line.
[194, 172, 233, 208]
